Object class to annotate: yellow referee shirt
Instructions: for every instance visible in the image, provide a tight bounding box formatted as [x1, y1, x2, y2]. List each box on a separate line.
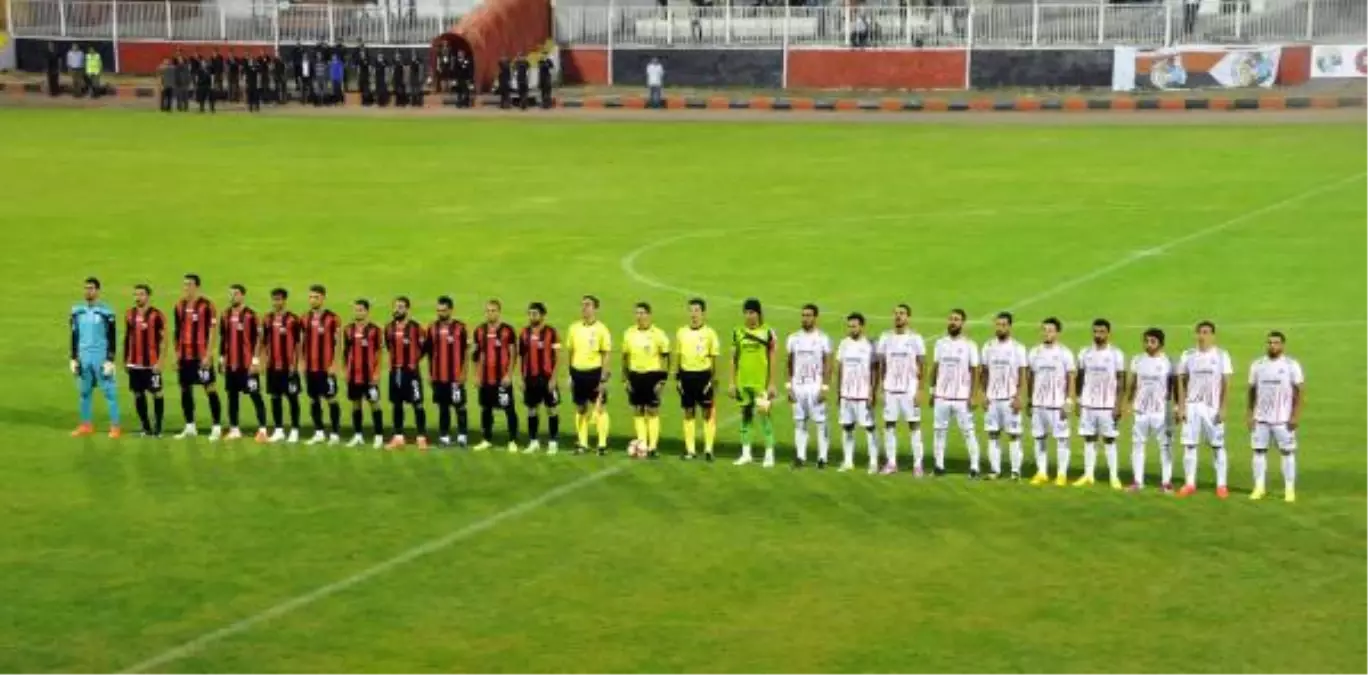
[623, 325, 670, 373]
[568, 320, 612, 371]
[675, 324, 720, 373]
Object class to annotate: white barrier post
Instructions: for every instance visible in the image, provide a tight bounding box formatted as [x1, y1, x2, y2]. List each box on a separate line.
[781, 1, 789, 87]
[272, 0, 280, 52]
[1233, 1, 1241, 40]
[218, 1, 226, 40]
[1097, 1, 1105, 44]
[843, 2, 850, 46]
[666, 4, 673, 45]
[1162, 1, 1172, 46]
[58, 0, 67, 37]
[326, 0, 335, 44]
[725, 0, 732, 44]
[606, 0, 614, 85]
[904, 2, 912, 43]
[966, 4, 973, 47]
[1304, 0, 1314, 40]
[382, 8, 390, 44]
[4, 0, 15, 41]
[111, 0, 119, 71]
[1030, 0, 1039, 46]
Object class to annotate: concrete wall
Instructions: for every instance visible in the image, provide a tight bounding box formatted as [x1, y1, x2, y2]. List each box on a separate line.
[787, 49, 967, 90]
[968, 49, 1114, 88]
[610, 47, 782, 88]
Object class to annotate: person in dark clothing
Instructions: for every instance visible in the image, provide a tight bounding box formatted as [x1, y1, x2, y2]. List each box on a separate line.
[313, 51, 330, 105]
[174, 56, 192, 112]
[158, 58, 175, 111]
[374, 54, 390, 107]
[227, 49, 241, 102]
[195, 60, 215, 113]
[537, 55, 554, 109]
[272, 56, 287, 104]
[497, 57, 512, 109]
[437, 44, 453, 93]
[256, 55, 273, 103]
[514, 54, 530, 110]
[407, 52, 424, 107]
[393, 53, 409, 107]
[210, 50, 225, 98]
[454, 51, 472, 108]
[46, 43, 61, 96]
[357, 52, 373, 106]
[245, 57, 262, 112]
[349, 42, 367, 93]
[290, 44, 305, 98]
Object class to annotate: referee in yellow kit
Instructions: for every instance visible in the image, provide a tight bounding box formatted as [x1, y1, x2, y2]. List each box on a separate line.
[566, 295, 613, 455]
[674, 298, 720, 461]
[622, 302, 670, 458]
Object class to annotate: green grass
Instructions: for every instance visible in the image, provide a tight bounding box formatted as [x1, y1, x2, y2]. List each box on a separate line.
[0, 108, 1365, 673]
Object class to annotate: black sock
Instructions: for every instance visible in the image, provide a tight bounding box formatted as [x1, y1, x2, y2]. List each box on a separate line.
[528, 411, 540, 441]
[271, 396, 284, 429]
[288, 395, 301, 429]
[153, 396, 165, 434]
[207, 391, 222, 425]
[414, 407, 426, 436]
[438, 403, 451, 437]
[227, 391, 241, 427]
[310, 399, 324, 431]
[457, 408, 469, 436]
[352, 407, 363, 434]
[181, 386, 195, 424]
[250, 392, 267, 428]
[371, 409, 384, 437]
[506, 408, 519, 443]
[328, 401, 341, 434]
[134, 394, 150, 432]
[481, 407, 494, 439]
[392, 403, 405, 438]
[548, 413, 559, 440]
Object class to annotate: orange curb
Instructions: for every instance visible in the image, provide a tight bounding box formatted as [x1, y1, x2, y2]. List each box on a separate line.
[706, 96, 729, 110]
[1062, 97, 1087, 111]
[924, 99, 948, 111]
[665, 96, 687, 109]
[1258, 95, 1287, 109]
[1159, 97, 1185, 110]
[750, 96, 773, 110]
[789, 97, 814, 110]
[832, 99, 857, 111]
[1014, 98, 1041, 111]
[968, 97, 993, 111]
[1310, 95, 1336, 108]
[1208, 96, 1232, 110]
[878, 98, 902, 111]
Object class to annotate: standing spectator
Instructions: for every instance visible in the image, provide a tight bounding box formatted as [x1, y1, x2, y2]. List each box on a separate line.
[300, 51, 314, 105]
[537, 54, 554, 109]
[407, 51, 424, 107]
[1183, 0, 1200, 37]
[437, 44, 453, 93]
[227, 49, 242, 102]
[290, 44, 304, 98]
[312, 51, 329, 106]
[211, 49, 225, 98]
[272, 55, 287, 104]
[374, 54, 390, 107]
[514, 53, 530, 110]
[852, 11, 871, 47]
[65, 44, 85, 97]
[158, 58, 175, 111]
[349, 42, 367, 92]
[454, 50, 472, 108]
[256, 54, 274, 103]
[497, 56, 512, 109]
[245, 55, 263, 111]
[358, 51, 373, 106]
[84, 46, 103, 98]
[46, 43, 61, 96]
[329, 52, 345, 105]
[195, 59, 215, 113]
[174, 56, 191, 111]
[393, 52, 409, 107]
[645, 57, 664, 109]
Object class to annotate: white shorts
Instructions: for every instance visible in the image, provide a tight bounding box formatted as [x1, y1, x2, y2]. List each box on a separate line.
[982, 399, 1022, 435]
[790, 387, 827, 423]
[882, 391, 921, 424]
[1131, 412, 1171, 446]
[840, 398, 873, 427]
[1251, 422, 1297, 452]
[933, 399, 973, 431]
[1181, 403, 1226, 448]
[1077, 408, 1119, 439]
[1030, 407, 1069, 440]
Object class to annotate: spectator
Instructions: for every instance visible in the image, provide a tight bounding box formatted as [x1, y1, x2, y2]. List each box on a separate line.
[645, 57, 664, 109]
[393, 52, 408, 106]
[65, 44, 85, 97]
[407, 51, 424, 107]
[537, 54, 554, 109]
[454, 50, 472, 108]
[374, 53, 390, 107]
[514, 53, 530, 110]
[437, 43, 453, 93]
[330, 52, 344, 105]
[497, 56, 512, 109]
[84, 46, 103, 98]
[46, 42, 60, 96]
[852, 11, 871, 47]
[312, 50, 329, 105]
[1183, 0, 1200, 36]
[158, 58, 174, 111]
[174, 56, 191, 111]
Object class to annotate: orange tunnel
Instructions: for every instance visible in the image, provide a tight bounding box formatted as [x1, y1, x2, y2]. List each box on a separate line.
[431, 0, 550, 92]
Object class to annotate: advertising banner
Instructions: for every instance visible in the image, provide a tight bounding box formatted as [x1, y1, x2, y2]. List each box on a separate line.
[1310, 45, 1367, 78]
[1113, 45, 1281, 91]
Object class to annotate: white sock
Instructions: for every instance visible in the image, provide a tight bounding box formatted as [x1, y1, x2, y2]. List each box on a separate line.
[910, 429, 924, 469]
[1105, 441, 1119, 481]
[933, 429, 947, 470]
[987, 436, 1002, 474]
[795, 426, 809, 462]
[964, 429, 981, 472]
[1033, 437, 1049, 475]
[1213, 446, 1228, 488]
[842, 428, 855, 466]
[1252, 450, 1267, 489]
[1056, 442, 1070, 479]
[1282, 451, 1296, 491]
[865, 428, 879, 465]
[884, 425, 898, 464]
[1009, 438, 1023, 474]
[1083, 440, 1097, 479]
[1160, 441, 1174, 485]
[1131, 443, 1145, 486]
[816, 420, 830, 461]
[1183, 445, 1198, 487]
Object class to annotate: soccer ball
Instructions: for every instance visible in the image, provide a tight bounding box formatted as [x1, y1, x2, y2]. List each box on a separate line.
[628, 440, 646, 458]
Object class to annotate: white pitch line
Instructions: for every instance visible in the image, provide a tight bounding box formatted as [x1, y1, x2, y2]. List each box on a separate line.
[119, 465, 625, 674]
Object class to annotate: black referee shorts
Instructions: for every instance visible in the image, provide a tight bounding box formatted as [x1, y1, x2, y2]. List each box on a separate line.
[570, 368, 605, 407]
[627, 371, 666, 409]
[677, 370, 714, 410]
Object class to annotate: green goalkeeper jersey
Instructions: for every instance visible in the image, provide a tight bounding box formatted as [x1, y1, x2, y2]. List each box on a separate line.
[732, 324, 776, 390]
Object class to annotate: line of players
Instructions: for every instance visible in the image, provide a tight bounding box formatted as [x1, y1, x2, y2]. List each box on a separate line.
[98, 275, 1305, 502]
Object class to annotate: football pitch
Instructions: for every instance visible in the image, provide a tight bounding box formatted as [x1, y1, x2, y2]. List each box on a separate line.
[1, 108, 1365, 673]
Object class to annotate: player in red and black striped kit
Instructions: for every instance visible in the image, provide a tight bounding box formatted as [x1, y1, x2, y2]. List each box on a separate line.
[384, 296, 427, 449]
[220, 284, 269, 442]
[519, 302, 561, 453]
[344, 299, 385, 449]
[260, 288, 303, 443]
[302, 284, 343, 445]
[172, 274, 223, 440]
[471, 299, 520, 451]
[124, 283, 167, 436]
[427, 296, 469, 448]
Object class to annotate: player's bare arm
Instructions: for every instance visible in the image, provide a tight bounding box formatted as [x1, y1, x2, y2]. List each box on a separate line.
[1245, 379, 1257, 429]
[204, 315, 218, 370]
[1066, 370, 1077, 416]
[729, 348, 740, 399]
[915, 355, 926, 406]
[926, 360, 939, 404]
[1215, 374, 1228, 424]
[504, 336, 517, 387]
[1289, 382, 1303, 430]
[786, 350, 796, 402]
[969, 365, 982, 410]
[819, 350, 831, 403]
[1113, 366, 1126, 420]
[765, 333, 778, 400]
[1013, 364, 1027, 413]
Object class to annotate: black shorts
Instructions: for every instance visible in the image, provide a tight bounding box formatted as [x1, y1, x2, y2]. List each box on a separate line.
[478, 383, 514, 410]
[177, 359, 215, 387]
[389, 369, 424, 404]
[627, 371, 666, 409]
[347, 381, 380, 403]
[224, 369, 262, 395]
[431, 381, 468, 408]
[266, 369, 301, 397]
[305, 371, 338, 399]
[570, 368, 605, 407]
[677, 370, 715, 410]
[522, 375, 560, 408]
[127, 368, 164, 395]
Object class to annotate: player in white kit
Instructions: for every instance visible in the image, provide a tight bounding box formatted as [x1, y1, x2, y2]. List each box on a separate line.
[980, 311, 1028, 480]
[835, 313, 878, 473]
[786, 304, 832, 469]
[874, 304, 926, 475]
[927, 309, 982, 478]
[1026, 317, 1075, 486]
[1074, 319, 1126, 489]
[1175, 321, 1234, 499]
[1126, 328, 1175, 492]
[1246, 330, 1304, 503]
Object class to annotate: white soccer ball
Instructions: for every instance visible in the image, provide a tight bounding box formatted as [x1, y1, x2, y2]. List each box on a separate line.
[755, 394, 772, 413]
[628, 439, 645, 458]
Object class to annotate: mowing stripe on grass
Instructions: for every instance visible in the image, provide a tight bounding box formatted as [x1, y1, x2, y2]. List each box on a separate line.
[119, 464, 626, 674]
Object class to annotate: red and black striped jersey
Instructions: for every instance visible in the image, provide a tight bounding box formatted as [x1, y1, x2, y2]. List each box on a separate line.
[174, 297, 217, 361]
[302, 309, 340, 373]
[262, 310, 302, 372]
[426, 318, 468, 383]
[124, 307, 166, 368]
[385, 319, 425, 372]
[219, 305, 260, 372]
[344, 321, 381, 384]
[519, 325, 558, 378]
[472, 322, 517, 386]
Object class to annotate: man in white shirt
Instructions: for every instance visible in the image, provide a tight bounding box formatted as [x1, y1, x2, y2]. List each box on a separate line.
[1246, 330, 1304, 503]
[786, 304, 832, 468]
[1126, 328, 1175, 492]
[874, 304, 926, 475]
[835, 313, 877, 473]
[980, 311, 1028, 480]
[1075, 319, 1126, 489]
[1026, 317, 1075, 486]
[927, 309, 982, 478]
[645, 57, 665, 109]
[1176, 320, 1234, 499]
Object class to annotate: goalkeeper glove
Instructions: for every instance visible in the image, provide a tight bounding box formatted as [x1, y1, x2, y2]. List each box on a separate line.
[69, 359, 79, 375]
[102, 361, 115, 377]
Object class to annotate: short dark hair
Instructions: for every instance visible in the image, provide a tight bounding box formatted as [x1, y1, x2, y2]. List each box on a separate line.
[133, 283, 151, 295]
[1143, 328, 1166, 346]
[437, 296, 453, 309]
[84, 277, 101, 289]
[688, 297, 706, 311]
[271, 287, 288, 299]
[487, 298, 502, 310]
[1268, 330, 1287, 342]
[996, 311, 1013, 325]
[1092, 318, 1111, 331]
[847, 312, 865, 325]
[309, 284, 327, 296]
[635, 301, 652, 313]
[950, 308, 966, 320]
[1042, 317, 1062, 331]
[896, 303, 912, 314]
[395, 295, 411, 308]
[1196, 320, 1216, 334]
[230, 284, 246, 295]
[355, 299, 370, 310]
[529, 301, 547, 315]
[743, 298, 762, 315]
[802, 303, 819, 316]
[184, 274, 201, 287]
[582, 295, 600, 309]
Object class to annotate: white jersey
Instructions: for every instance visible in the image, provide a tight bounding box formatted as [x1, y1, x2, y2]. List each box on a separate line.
[932, 335, 978, 401]
[786, 330, 831, 389]
[876, 329, 925, 394]
[1249, 355, 1304, 425]
[1178, 346, 1233, 408]
[981, 338, 1028, 402]
[1129, 353, 1173, 416]
[837, 337, 875, 400]
[1077, 344, 1125, 410]
[1028, 343, 1075, 409]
